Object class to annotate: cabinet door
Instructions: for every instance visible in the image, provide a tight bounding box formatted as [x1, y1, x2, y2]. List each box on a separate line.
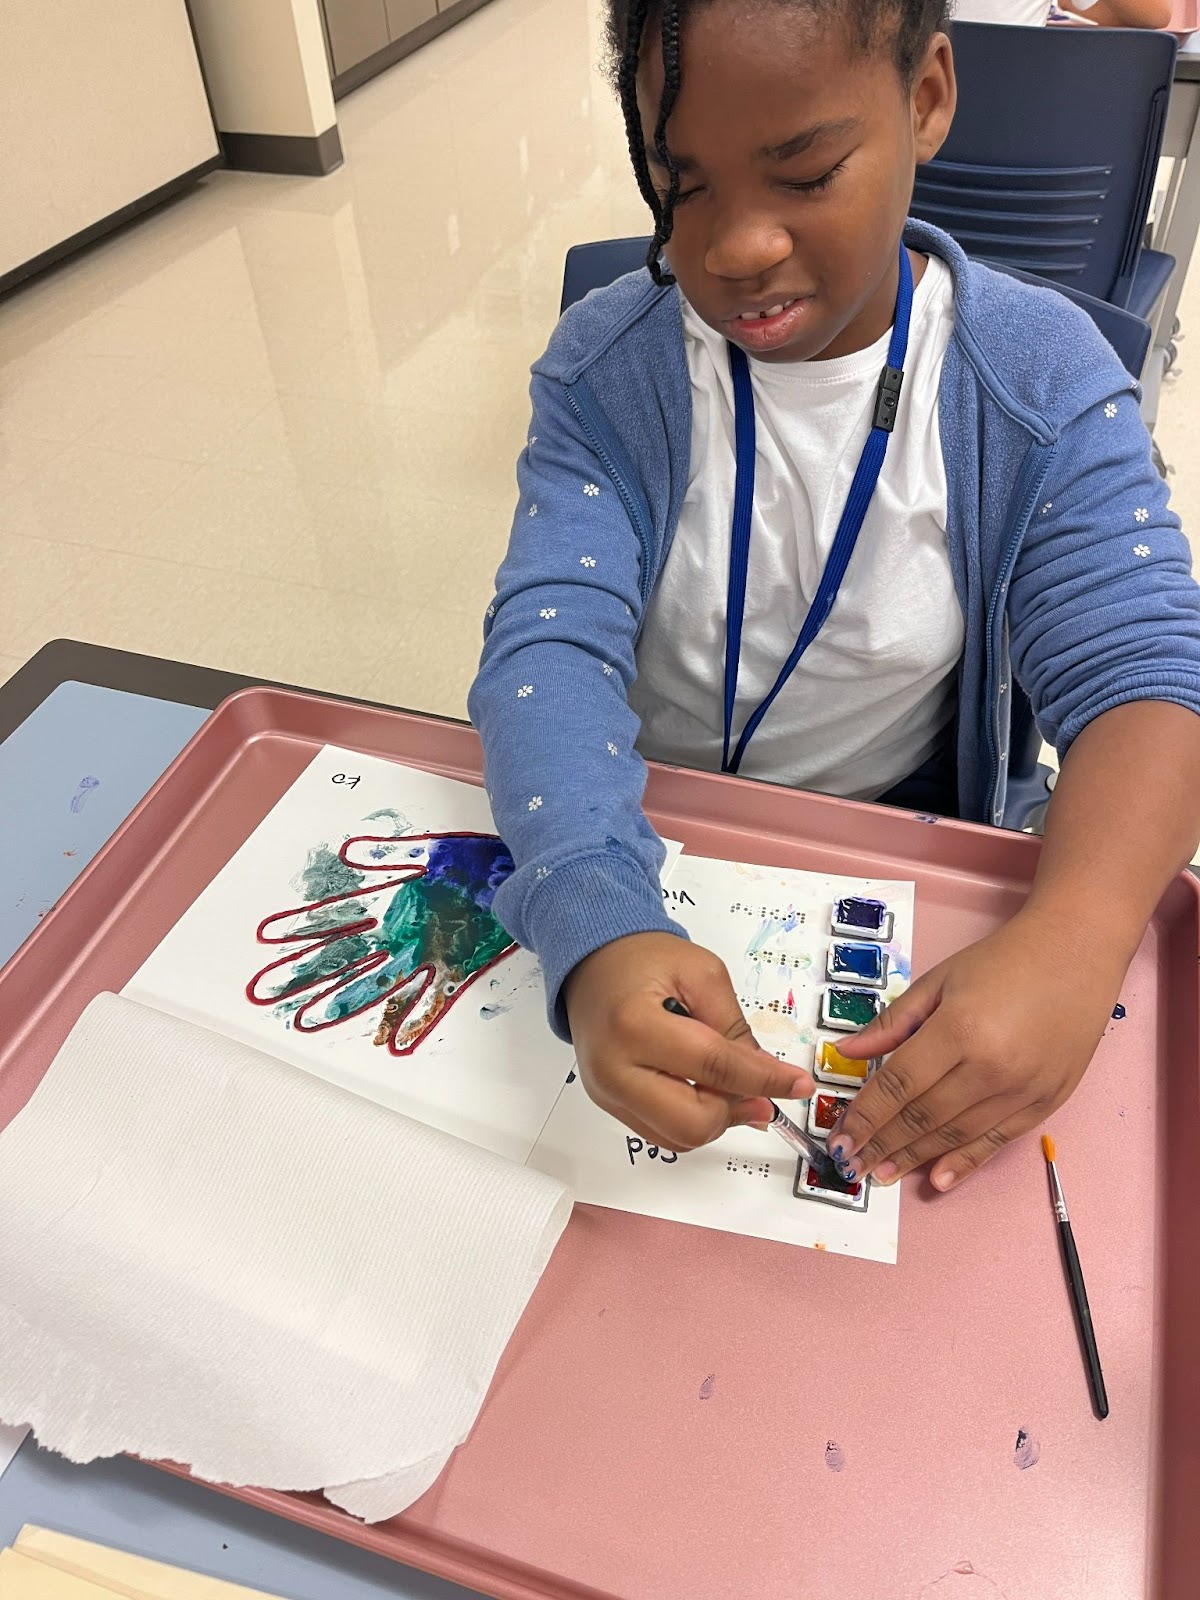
[323, 0, 389, 75]
[385, 0, 437, 36]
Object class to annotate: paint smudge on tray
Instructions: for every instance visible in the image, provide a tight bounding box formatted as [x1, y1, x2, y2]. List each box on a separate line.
[1111, 1003, 1126, 1020]
[922, 1559, 1007, 1596]
[699, 1375, 716, 1401]
[824, 1439, 846, 1472]
[914, 812, 939, 824]
[479, 1002, 511, 1021]
[1014, 1428, 1040, 1470]
[69, 775, 100, 814]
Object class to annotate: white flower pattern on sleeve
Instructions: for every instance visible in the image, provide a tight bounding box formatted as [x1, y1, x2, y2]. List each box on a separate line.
[528, 795, 543, 811]
[602, 662, 614, 676]
[517, 684, 533, 698]
[580, 555, 597, 568]
[1040, 501, 1053, 515]
[486, 604, 496, 618]
[606, 741, 619, 756]
[1134, 507, 1149, 524]
[583, 483, 600, 497]
[1105, 402, 1118, 419]
[539, 607, 557, 618]
[528, 503, 538, 517]
[1134, 544, 1150, 558]
[535, 865, 552, 880]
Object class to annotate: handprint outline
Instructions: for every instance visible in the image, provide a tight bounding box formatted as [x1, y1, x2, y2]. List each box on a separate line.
[245, 831, 517, 1055]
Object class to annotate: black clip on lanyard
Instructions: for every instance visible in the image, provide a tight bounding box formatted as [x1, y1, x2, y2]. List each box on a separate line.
[721, 243, 914, 775]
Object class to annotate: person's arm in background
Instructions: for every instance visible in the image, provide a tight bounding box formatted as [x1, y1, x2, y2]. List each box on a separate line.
[1058, 0, 1172, 29]
[826, 369, 1200, 1191]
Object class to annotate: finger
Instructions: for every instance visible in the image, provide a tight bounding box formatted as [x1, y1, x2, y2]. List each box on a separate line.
[854, 1091, 1022, 1184]
[928, 1105, 1044, 1191]
[597, 1063, 776, 1151]
[827, 1012, 961, 1165]
[643, 1001, 814, 1101]
[836, 966, 945, 1059]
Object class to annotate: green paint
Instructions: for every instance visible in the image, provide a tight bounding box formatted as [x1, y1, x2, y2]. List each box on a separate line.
[827, 988, 879, 1027]
[296, 844, 365, 903]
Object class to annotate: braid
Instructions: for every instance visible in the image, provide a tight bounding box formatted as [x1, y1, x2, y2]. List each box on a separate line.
[647, 1, 683, 285]
[617, 0, 661, 222]
[605, 0, 950, 285]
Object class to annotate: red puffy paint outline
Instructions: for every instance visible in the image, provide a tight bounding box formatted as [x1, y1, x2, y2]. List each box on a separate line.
[245, 831, 517, 1055]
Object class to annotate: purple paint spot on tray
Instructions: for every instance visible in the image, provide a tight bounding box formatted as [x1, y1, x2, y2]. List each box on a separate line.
[914, 812, 939, 824]
[69, 775, 100, 814]
[699, 1375, 715, 1401]
[824, 1439, 846, 1472]
[1014, 1429, 1040, 1470]
[1111, 1003, 1126, 1020]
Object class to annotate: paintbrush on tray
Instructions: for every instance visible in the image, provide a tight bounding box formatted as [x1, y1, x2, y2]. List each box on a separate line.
[1042, 1133, 1109, 1419]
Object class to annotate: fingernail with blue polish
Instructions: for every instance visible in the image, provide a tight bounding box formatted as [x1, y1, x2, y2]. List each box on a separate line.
[829, 1140, 846, 1162]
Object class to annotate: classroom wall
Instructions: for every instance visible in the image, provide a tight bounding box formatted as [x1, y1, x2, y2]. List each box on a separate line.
[187, 0, 337, 140]
[0, 0, 218, 281]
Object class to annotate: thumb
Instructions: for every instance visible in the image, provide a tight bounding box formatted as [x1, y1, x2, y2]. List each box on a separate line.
[838, 966, 943, 1059]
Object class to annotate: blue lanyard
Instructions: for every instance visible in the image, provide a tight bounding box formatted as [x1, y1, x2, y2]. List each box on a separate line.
[721, 244, 914, 775]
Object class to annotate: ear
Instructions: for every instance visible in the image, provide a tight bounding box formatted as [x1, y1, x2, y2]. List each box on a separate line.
[912, 33, 956, 166]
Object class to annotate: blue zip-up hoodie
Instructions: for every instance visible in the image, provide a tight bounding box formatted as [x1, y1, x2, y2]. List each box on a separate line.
[469, 222, 1200, 1036]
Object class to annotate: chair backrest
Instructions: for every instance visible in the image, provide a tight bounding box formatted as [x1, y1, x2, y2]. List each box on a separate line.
[560, 235, 1150, 376]
[560, 237, 652, 315]
[912, 22, 1176, 309]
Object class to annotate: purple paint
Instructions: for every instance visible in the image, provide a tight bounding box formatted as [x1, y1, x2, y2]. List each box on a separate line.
[699, 1374, 715, 1401]
[824, 1439, 846, 1472]
[1014, 1428, 1040, 1470]
[1111, 1003, 1126, 1020]
[70, 775, 100, 814]
[835, 896, 887, 932]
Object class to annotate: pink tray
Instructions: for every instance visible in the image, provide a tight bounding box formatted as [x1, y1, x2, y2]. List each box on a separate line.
[1170, 0, 1198, 40]
[2, 687, 1198, 1600]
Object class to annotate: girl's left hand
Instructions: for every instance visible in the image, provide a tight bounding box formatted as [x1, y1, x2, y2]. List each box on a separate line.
[826, 910, 1123, 1191]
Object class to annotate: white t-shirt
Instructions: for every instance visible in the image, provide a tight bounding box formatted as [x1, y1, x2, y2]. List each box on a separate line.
[952, 0, 1098, 23]
[632, 254, 965, 803]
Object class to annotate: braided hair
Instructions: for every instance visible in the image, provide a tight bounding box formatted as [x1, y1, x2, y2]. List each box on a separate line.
[606, 0, 949, 286]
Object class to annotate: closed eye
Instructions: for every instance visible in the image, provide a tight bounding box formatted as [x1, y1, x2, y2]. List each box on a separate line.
[784, 160, 847, 195]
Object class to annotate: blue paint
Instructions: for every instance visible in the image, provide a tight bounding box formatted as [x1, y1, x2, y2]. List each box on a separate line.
[479, 1003, 511, 1022]
[835, 896, 886, 932]
[69, 775, 100, 814]
[1112, 1003, 1126, 1020]
[830, 941, 884, 983]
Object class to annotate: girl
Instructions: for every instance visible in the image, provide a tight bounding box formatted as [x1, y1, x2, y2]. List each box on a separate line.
[469, 0, 1200, 1193]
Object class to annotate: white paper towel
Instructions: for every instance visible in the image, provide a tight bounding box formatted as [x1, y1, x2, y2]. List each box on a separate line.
[0, 993, 572, 1521]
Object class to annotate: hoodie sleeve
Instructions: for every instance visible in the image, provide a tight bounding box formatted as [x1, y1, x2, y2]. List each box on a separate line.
[468, 369, 683, 1039]
[1007, 384, 1200, 757]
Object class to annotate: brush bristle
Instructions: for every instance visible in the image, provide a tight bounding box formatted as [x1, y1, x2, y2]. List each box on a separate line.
[1041, 1134, 1056, 1163]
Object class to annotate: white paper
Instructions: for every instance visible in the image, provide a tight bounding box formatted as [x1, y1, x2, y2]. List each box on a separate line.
[529, 856, 915, 1264]
[0, 993, 571, 1521]
[126, 747, 580, 1164]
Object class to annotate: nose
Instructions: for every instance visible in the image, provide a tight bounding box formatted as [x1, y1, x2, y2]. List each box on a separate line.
[704, 205, 793, 284]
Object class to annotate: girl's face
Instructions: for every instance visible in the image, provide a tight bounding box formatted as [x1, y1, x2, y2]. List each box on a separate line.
[636, 3, 955, 362]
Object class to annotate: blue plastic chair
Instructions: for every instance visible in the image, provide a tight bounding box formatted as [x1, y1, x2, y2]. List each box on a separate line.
[559, 237, 1060, 825]
[562, 239, 1151, 377]
[913, 22, 1176, 322]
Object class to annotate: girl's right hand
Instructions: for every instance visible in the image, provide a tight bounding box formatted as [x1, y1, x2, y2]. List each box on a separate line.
[562, 932, 815, 1152]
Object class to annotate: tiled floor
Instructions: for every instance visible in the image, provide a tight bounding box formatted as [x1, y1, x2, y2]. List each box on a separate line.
[1, 0, 1198, 722]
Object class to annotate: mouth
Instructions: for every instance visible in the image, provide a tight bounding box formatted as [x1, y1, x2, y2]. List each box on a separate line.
[724, 296, 814, 353]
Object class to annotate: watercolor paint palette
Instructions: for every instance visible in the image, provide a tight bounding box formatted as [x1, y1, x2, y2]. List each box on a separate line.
[827, 940, 887, 987]
[530, 853, 914, 1263]
[794, 1154, 867, 1211]
[832, 895, 894, 942]
[807, 1091, 853, 1141]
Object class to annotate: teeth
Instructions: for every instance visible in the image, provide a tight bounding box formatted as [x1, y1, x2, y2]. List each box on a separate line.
[738, 300, 792, 322]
